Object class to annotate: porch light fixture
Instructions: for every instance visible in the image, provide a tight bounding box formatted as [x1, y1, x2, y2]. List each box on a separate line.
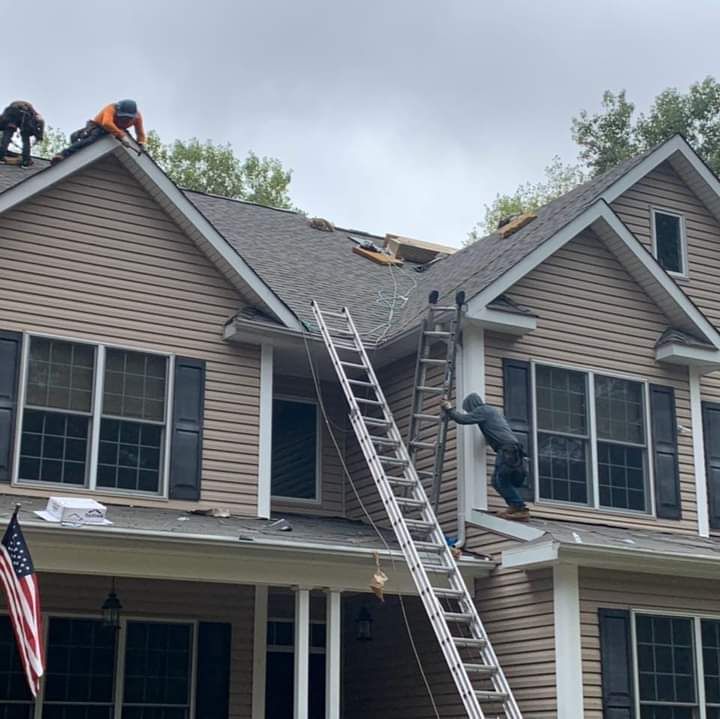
[354, 605, 373, 641]
[101, 578, 122, 630]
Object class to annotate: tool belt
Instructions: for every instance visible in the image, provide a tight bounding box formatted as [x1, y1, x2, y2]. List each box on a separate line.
[70, 120, 103, 143]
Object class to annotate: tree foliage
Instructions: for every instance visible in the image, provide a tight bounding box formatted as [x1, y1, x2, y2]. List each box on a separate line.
[467, 156, 587, 241]
[30, 126, 68, 160]
[145, 131, 296, 209]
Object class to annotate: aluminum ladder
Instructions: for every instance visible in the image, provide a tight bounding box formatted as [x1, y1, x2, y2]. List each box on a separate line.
[311, 301, 522, 719]
[407, 290, 465, 513]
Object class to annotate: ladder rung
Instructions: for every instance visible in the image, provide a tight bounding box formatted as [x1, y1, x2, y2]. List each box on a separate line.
[396, 497, 425, 509]
[378, 456, 408, 466]
[370, 436, 399, 446]
[362, 417, 390, 427]
[403, 519, 434, 532]
[432, 587, 464, 598]
[413, 413, 441, 423]
[340, 361, 366, 369]
[425, 564, 453, 575]
[355, 397, 382, 405]
[416, 469, 435, 478]
[464, 664, 497, 677]
[333, 342, 359, 351]
[475, 690, 508, 703]
[443, 612, 473, 624]
[415, 542, 446, 553]
[453, 637, 486, 649]
[424, 330, 451, 337]
[347, 379, 374, 387]
[410, 440, 436, 450]
[322, 310, 348, 318]
[419, 358, 446, 365]
[415, 386, 445, 393]
[386, 476, 415, 488]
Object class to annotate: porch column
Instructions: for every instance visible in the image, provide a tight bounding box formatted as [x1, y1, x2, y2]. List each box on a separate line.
[251, 586, 268, 719]
[325, 591, 341, 719]
[294, 588, 310, 719]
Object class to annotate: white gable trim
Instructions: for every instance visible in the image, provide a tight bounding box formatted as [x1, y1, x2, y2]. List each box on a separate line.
[0, 136, 302, 330]
[465, 305, 537, 335]
[467, 200, 720, 348]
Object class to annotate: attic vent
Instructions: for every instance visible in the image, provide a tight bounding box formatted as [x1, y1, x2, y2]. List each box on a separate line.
[496, 212, 537, 238]
[384, 234, 456, 264]
[309, 217, 335, 232]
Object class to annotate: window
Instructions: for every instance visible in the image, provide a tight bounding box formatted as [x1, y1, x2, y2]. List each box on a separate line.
[271, 398, 320, 502]
[0, 617, 194, 719]
[16, 336, 171, 496]
[634, 613, 720, 719]
[652, 209, 687, 276]
[534, 364, 650, 512]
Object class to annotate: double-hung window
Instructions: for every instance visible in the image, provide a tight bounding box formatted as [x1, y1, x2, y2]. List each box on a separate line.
[634, 612, 720, 719]
[652, 208, 687, 277]
[534, 364, 650, 513]
[16, 335, 171, 496]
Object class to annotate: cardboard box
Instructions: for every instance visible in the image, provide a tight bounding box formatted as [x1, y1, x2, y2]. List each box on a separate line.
[35, 497, 111, 526]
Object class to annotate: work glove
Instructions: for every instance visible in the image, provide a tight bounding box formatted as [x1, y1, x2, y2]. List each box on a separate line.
[441, 400, 453, 411]
[119, 135, 132, 148]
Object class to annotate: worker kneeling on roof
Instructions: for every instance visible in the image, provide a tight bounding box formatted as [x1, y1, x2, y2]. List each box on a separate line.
[51, 99, 146, 165]
[443, 393, 530, 522]
[0, 101, 44, 167]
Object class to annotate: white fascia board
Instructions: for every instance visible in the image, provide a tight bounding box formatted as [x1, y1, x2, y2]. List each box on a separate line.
[501, 540, 559, 569]
[656, 343, 720, 370]
[465, 307, 537, 335]
[689, 367, 710, 538]
[114, 146, 302, 330]
[469, 509, 546, 541]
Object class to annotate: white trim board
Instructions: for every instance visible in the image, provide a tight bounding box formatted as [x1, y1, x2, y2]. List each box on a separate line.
[468, 509, 545, 542]
[690, 367, 710, 538]
[0, 135, 301, 330]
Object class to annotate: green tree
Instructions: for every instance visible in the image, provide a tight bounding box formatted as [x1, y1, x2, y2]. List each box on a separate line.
[30, 126, 68, 160]
[467, 156, 587, 241]
[145, 131, 296, 209]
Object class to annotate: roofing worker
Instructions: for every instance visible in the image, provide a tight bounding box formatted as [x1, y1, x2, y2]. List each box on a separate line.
[0, 101, 44, 167]
[51, 99, 146, 164]
[442, 393, 530, 521]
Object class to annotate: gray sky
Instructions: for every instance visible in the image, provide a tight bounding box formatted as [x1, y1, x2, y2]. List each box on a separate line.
[7, 0, 720, 246]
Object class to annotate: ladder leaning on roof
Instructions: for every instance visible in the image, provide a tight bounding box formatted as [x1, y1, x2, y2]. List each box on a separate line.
[311, 300, 522, 719]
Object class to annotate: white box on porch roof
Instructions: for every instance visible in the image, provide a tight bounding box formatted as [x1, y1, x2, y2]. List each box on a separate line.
[35, 496, 111, 526]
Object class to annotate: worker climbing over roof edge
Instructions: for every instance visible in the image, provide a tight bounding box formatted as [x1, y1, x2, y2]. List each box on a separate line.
[51, 99, 146, 165]
[0, 101, 44, 167]
[442, 393, 530, 521]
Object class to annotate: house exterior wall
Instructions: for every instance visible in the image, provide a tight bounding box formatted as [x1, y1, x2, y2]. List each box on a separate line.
[12, 572, 255, 719]
[579, 566, 720, 718]
[0, 156, 265, 515]
[485, 228, 696, 532]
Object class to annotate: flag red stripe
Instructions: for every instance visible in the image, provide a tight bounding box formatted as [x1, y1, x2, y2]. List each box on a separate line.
[0, 551, 40, 664]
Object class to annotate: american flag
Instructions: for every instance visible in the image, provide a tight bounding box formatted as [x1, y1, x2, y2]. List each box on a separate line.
[0, 509, 43, 696]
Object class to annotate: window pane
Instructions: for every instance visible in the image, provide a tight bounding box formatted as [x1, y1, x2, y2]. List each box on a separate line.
[640, 709, 693, 719]
[123, 622, 191, 715]
[42, 618, 116, 719]
[636, 615, 695, 706]
[703, 619, 720, 704]
[103, 350, 167, 422]
[598, 442, 647, 511]
[655, 212, 683, 274]
[26, 338, 94, 413]
[19, 410, 89, 485]
[595, 376, 645, 444]
[96, 419, 162, 493]
[537, 433, 588, 504]
[535, 366, 587, 435]
[0, 617, 33, 718]
[271, 399, 318, 500]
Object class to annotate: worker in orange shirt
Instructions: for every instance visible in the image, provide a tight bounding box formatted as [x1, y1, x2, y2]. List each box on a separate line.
[51, 99, 146, 164]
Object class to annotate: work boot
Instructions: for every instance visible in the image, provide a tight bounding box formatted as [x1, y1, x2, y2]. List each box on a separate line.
[498, 506, 530, 522]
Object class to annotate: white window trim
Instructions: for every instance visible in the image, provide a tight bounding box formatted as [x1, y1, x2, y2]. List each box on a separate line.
[17, 612, 198, 719]
[12, 331, 175, 500]
[651, 206, 689, 279]
[532, 359, 656, 517]
[271, 394, 323, 506]
[266, 616, 327, 654]
[630, 608, 720, 718]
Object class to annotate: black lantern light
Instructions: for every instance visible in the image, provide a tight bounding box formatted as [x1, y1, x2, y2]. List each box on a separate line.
[354, 605, 373, 641]
[101, 578, 122, 630]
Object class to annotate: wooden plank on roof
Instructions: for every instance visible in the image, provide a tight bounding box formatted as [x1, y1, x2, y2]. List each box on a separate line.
[352, 245, 404, 266]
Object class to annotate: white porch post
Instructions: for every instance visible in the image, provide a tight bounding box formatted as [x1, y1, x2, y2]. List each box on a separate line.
[325, 591, 341, 719]
[458, 323, 487, 517]
[258, 344, 274, 519]
[553, 563, 584, 718]
[294, 588, 310, 719]
[690, 367, 710, 537]
[251, 585, 268, 719]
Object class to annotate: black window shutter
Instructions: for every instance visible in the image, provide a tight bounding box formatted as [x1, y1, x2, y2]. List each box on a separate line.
[169, 357, 205, 500]
[502, 358, 534, 501]
[196, 621, 232, 719]
[0, 331, 22, 484]
[649, 384, 681, 519]
[702, 402, 720, 529]
[599, 608, 635, 719]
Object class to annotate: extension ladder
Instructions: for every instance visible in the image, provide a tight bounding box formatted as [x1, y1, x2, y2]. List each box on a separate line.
[311, 301, 522, 719]
[407, 290, 465, 513]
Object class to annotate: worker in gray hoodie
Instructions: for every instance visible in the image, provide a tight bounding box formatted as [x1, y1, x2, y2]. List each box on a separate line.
[442, 393, 529, 521]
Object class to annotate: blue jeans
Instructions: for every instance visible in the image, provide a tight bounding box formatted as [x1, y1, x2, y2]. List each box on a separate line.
[492, 445, 527, 509]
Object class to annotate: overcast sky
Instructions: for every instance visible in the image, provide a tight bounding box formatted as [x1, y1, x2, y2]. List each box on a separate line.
[6, 0, 720, 246]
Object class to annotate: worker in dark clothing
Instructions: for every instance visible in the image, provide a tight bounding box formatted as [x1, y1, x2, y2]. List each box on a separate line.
[0, 101, 44, 167]
[51, 99, 146, 165]
[442, 393, 530, 521]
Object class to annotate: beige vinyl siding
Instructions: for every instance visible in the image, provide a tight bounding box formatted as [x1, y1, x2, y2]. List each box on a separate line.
[344, 351, 460, 534]
[271, 375, 345, 515]
[7, 572, 254, 718]
[486, 228, 695, 532]
[579, 567, 720, 718]
[464, 525, 557, 718]
[0, 156, 262, 515]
